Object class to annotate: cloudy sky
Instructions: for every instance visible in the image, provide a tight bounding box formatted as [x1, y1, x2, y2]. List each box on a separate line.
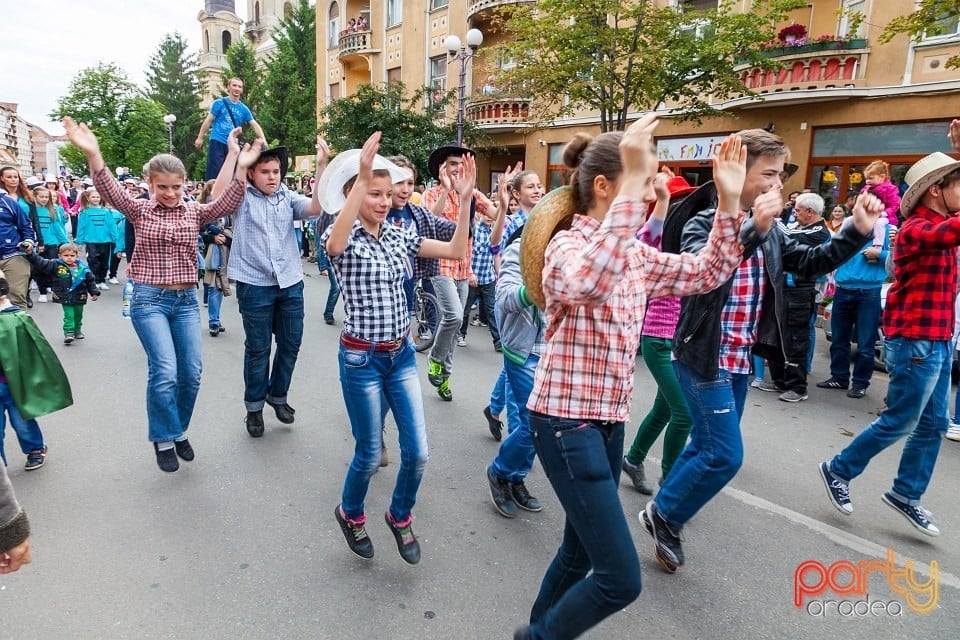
[5, 1, 247, 135]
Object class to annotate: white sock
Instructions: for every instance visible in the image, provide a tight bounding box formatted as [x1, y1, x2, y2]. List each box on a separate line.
[157, 441, 174, 451]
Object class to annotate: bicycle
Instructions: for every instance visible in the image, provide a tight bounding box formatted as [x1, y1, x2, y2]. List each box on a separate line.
[411, 279, 439, 353]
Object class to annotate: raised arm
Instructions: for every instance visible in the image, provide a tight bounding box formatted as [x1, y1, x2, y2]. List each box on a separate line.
[418, 154, 476, 259]
[304, 136, 329, 217]
[249, 119, 266, 142]
[489, 162, 522, 248]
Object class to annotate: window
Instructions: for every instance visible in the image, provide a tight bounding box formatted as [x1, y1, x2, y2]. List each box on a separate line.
[221, 30, 232, 53]
[387, 67, 402, 84]
[431, 0, 448, 10]
[429, 55, 447, 104]
[839, 0, 866, 38]
[329, 83, 341, 101]
[204, 30, 210, 53]
[677, 0, 718, 12]
[387, 0, 403, 27]
[328, 2, 340, 48]
[812, 121, 955, 156]
[255, 2, 260, 22]
[547, 144, 568, 191]
[923, 14, 960, 41]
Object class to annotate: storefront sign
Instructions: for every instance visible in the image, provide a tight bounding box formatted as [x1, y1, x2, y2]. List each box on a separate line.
[657, 136, 725, 162]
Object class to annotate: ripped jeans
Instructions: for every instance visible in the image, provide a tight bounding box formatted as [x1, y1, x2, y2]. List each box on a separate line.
[654, 362, 749, 528]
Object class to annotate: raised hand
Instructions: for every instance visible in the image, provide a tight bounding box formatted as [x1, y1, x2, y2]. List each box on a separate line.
[949, 119, 960, 154]
[62, 117, 101, 157]
[236, 137, 266, 170]
[712, 135, 747, 215]
[653, 168, 672, 202]
[454, 154, 477, 195]
[226, 127, 243, 155]
[851, 192, 884, 236]
[620, 113, 659, 179]
[439, 163, 453, 191]
[751, 188, 784, 234]
[357, 131, 382, 184]
[316, 136, 331, 172]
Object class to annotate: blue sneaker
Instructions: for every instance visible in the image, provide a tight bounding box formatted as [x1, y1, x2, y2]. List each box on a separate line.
[881, 492, 940, 537]
[819, 462, 853, 514]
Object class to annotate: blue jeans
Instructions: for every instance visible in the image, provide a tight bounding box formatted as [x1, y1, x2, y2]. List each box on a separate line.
[204, 139, 229, 180]
[0, 381, 45, 465]
[655, 362, 749, 527]
[830, 338, 951, 504]
[490, 355, 539, 482]
[429, 275, 468, 373]
[528, 412, 641, 640]
[338, 339, 429, 521]
[207, 283, 223, 328]
[488, 366, 518, 434]
[236, 281, 305, 411]
[829, 286, 882, 388]
[129, 285, 202, 442]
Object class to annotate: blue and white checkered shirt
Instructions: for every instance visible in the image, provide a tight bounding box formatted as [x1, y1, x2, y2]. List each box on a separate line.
[471, 220, 497, 285]
[321, 220, 424, 342]
[500, 209, 528, 252]
[228, 183, 313, 288]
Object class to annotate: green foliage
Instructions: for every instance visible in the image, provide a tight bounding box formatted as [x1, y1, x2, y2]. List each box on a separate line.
[59, 144, 89, 178]
[120, 96, 168, 172]
[879, 0, 960, 67]
[222, 41, 264, 113]
[49, 62, 139, 170]
[319, 82, 481, 183]
[493, 0, 806, 131]
[145, 32, 205, 176]
[258, 0, 317, 157]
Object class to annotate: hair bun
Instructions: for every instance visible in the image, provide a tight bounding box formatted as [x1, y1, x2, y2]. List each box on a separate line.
[563, 133, 593, 169]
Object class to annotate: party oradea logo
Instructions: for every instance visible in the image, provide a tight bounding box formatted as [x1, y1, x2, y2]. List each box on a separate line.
[794, 548, 938, 616]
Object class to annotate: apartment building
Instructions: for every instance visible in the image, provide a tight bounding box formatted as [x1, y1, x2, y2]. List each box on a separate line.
[317, 1, 960, 204]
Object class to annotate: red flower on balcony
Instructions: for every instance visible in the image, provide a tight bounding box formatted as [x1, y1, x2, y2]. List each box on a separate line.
[778, 23, 808, 42]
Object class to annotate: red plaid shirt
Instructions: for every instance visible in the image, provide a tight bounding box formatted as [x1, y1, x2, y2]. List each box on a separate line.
[421, 187, 492, 280]
[93, 168, 244, 285]
[718, 250, 765, 374]
[527, 197, 744, 422]
[883, 204, 960, 341]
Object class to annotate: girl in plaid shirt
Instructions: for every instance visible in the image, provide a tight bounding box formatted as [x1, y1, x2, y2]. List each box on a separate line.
[322, 132, 474, 565]
[517, 116, 748, 640]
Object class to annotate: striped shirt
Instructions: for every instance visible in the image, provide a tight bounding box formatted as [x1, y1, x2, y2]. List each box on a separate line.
[527, 197, 744, 422]
[93, 167, 244, 285]
[638, 218, 680, 339]
[229, 183, 312, 288]
[718, 249, 765, 375]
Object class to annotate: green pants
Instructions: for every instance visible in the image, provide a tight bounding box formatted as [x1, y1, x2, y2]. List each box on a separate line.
[626, 336, 692, 480]
[62, 304, 84, 334]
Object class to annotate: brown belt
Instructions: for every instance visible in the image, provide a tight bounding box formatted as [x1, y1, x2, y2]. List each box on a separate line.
[340, 332, 408, 352]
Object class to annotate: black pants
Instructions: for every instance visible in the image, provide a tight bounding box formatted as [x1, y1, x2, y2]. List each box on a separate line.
[85, 242, 113, 284]
[108, 251, 122, 279]
[769, 287, 818, 394]
[34, 244, 61, 294]
[459, 281, 500, 347]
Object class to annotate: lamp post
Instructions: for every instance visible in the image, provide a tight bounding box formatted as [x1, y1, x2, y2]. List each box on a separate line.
[444, 28, 483, 147]
[163, 114, 177, 154]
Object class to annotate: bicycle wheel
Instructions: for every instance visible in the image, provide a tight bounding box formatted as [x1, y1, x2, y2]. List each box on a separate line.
[412, 291, 439, 352]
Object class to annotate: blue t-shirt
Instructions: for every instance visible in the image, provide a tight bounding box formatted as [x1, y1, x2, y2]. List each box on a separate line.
[209, 98, 254, 144]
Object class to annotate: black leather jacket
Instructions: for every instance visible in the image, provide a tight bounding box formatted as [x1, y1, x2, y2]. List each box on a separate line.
[672, 209, 871, 379]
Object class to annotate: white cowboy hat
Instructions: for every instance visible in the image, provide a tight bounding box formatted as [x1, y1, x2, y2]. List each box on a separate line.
[900, 152, 960, 216]
[316, 148, 408, 214]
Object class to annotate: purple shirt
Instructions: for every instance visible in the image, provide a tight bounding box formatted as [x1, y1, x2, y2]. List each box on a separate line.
[638, 219, 681, 339]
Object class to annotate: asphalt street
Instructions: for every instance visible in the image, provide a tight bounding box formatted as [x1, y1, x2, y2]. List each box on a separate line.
[2, 265, 958, 639]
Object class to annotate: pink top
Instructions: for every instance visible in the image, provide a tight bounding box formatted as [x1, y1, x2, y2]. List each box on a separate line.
[862, 179, 901, 227]
[638, 220, 681, 339]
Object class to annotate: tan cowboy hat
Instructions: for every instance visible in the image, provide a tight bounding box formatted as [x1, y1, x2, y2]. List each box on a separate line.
[900, 152, 960, 216]
[520, 186, 576, 309]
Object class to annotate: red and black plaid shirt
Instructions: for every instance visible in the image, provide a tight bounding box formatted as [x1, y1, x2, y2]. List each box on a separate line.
[883, 204, 960, 341]
[93, 168, 244, 286]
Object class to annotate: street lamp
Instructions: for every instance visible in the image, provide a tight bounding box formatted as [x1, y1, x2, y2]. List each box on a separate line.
[444, 28, 483, 147]
[163, 114, 177, 154]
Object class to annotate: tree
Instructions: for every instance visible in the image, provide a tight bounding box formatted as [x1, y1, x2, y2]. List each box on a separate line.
[319, 82, 479, 182]
[493, 0, 806, 132]
[120, 96, 168, 172]
[222, 41, 264, 114]
[258, 0, 317, 155]
[145, 32, 205, 176]
[58, 144, 89, 178]
[49, 62, 139, 170]
[878, 1, 960, 67]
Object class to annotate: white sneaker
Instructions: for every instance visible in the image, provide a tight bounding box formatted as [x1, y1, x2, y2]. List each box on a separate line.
[750, 377, 764, 389]
[98, 283, 109, 291]
[30, 281, 38, 290]
[37, 294, 48, 303]
[108, 277, 120, 285]
[946, 425, 960, 442]
[457, 336, 467, 347]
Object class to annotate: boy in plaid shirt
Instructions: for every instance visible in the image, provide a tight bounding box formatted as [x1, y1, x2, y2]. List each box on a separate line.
[458, 204, 502, 350]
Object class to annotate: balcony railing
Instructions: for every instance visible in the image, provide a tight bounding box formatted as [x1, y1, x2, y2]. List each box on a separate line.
[468, 0, 535, 20]
[736, 43, 869, 95]
[465, 96, 532, 128]
[339, 29, 375, 58]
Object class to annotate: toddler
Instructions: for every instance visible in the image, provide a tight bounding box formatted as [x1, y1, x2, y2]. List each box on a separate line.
[26, 243, 100, 343]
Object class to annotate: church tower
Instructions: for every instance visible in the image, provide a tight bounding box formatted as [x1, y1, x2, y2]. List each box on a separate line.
[244, 1, 294, 45]
[197, 0, 244, 106]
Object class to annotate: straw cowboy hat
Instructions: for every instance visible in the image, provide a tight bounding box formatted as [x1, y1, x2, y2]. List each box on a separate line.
[900, 152, 960, 216]
[316, 148, 409, 214]
[427, 141, 475, 181]
[519, 186, 576, 309]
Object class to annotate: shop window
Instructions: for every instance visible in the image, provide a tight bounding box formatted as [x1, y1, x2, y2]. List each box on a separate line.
[547, 144, 568, 190]
[812, 121, 955, 157]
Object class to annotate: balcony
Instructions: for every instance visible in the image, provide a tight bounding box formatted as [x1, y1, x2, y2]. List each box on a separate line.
[465, 96, 532, 129]
[736, 41, 869, 95]
[468, 0, 535, 22]
[338, 29, 378, 59]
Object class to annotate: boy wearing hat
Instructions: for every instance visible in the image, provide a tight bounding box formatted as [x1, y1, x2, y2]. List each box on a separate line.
[819, 143, 960, 537]
[222, 135, 325, 437]
[422, 142, 494, 401]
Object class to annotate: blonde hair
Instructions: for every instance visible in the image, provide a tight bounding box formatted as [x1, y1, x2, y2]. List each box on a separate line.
[58, 242, 81, 255]
[146, 154, 187, 180]
[864, 160, 890, 178]
[33, 187, 57, 219]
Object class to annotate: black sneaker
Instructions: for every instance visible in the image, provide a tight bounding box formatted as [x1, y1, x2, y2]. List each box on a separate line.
[483, 406, 504, 441]
[174, 438, 195, 462]
[324, 315, 335, 326]
[818, 461, 853, 514]
[513, 626, 531, 640]
[245, 410, 265, 437]
[74, 331, 85, 340]
[816, 377, 848, 390]
[385, 511, 421, 565]
[622, 456, 653, 495]
[209, 326, 220, 337]
[265, 399, 296, 424]
[487, 466, 517, 518]
[153, 443, 179, 473]
[511, 481, 543, 512]
[847, 386, 866, 399]
[335, 505, 374, 559]
[24, 447, 47, 471]
[881, 492, 940, 537]
[642, 501, 684, 573]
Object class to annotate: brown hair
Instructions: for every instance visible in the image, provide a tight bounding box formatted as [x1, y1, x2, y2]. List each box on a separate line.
[33, 187, 57, 219]
[940, 168, 960, 189]
[197, 180, 217, 204]
[343, 169, 392, 195]
[864, 160, 890, 178]
[736, 129, 790, 169]
[508, 170, 538, 196]
[58, 242, 81, 255]
[0, 166, 33, 203]
[386, 155, 416, 181]
[563, 131, 624, 212]
[79, 189, 102, 210]
[145, 154, 187, 180]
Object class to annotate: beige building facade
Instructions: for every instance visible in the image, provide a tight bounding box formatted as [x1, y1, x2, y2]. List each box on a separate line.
[316, 0, 960, 203]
